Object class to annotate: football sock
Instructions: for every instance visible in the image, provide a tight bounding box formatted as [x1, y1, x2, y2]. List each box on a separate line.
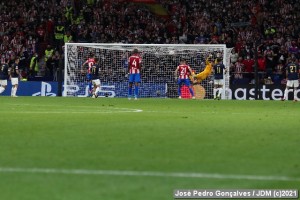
[95, 87, 100, 96]
[14, 87, 17, 96]
[134, 86, 139, 97]
[213, 88, 217, 98]
[294, 88, 297, 100]
[88, 82, 92, 92]
[284, 89, 288, 100]
[189, 88, 194, 97]
[11, 87, 17, 96]
[0, 86, 5, 94]
[218, 88, 223, 97]
[178, 87, 181, 97]
[128, 87, 132, 97]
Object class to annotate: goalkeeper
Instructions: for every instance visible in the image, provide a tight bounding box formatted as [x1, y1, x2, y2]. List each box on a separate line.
[191, 56, 214, 83]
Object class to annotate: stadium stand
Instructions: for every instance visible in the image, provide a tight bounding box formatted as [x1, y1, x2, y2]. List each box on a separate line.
[0, 0, 299, 84]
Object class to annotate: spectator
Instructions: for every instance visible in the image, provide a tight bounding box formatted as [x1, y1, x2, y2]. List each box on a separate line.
[1, 0, 300, 85]
[264, 46, 276, 79]
[233, 57, 245, 80]
[258, 55, 266, 72]
[36, 24, 46, 42]
[54, 19, 65, 50]
[243, 55, 255, 81]
[64, 31, 73, 43]
[29, 53, 39, 77]
[288, 40, 299, 58]
[230, 48, 239, 64]
[273, 60, 285, 84]
[18, 47, 30, 78]
[50, 51, 60, 81]
[45, 45, 54, 78]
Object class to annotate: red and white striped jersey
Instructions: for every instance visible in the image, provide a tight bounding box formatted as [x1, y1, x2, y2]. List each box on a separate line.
[176, 64, 191, 79]
[86, 58, 95, 73]
[128, 54, 142, 74]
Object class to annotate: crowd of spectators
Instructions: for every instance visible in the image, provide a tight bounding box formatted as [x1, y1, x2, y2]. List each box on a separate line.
[0, 0, 300, 84]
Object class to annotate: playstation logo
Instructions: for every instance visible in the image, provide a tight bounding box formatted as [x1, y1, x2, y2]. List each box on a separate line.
[32, 82, 56, 96]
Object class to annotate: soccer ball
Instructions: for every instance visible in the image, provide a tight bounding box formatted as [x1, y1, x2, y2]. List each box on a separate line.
[169, 50, 175, 55]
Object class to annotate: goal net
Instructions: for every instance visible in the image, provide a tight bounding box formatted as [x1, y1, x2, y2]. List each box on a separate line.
[64, 43, 230, 99]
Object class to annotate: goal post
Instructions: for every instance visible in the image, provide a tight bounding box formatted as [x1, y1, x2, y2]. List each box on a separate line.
[63, 43, 230, 99]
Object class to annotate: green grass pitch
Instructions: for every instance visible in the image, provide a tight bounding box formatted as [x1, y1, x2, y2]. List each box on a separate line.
[0, 97, 299, 200]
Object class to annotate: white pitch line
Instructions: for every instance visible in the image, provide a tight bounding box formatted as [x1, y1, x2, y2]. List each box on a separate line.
[0, 167, 299, 182]
[3, 110, 143, 114]
[1, 108, 143, 114]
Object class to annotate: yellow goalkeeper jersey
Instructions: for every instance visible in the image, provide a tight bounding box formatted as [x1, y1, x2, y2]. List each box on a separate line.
[192, 59, 213, 82]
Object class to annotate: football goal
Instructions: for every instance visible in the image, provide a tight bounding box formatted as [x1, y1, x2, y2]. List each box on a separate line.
[64, 43, 230, 99]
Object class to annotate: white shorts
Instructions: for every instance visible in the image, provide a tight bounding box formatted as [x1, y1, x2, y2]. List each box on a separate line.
[287, 80, 299, 88]
[11, 77, 19, 85]
[214, 79, 224, 86]
[92, 79, 101, 86]
[0, 79, 7, 86]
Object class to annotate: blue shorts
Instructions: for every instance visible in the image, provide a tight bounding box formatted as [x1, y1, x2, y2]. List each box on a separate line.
[86, 73, 92, 81]
[178, 79, 191, 87]
[129, 74, 141, 83]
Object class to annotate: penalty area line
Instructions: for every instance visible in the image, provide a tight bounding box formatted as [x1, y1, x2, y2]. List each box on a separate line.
[0, 167, 299, 182]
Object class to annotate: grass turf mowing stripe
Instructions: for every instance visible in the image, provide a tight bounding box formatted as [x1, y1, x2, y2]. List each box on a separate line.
[0, 167, 299, 182]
